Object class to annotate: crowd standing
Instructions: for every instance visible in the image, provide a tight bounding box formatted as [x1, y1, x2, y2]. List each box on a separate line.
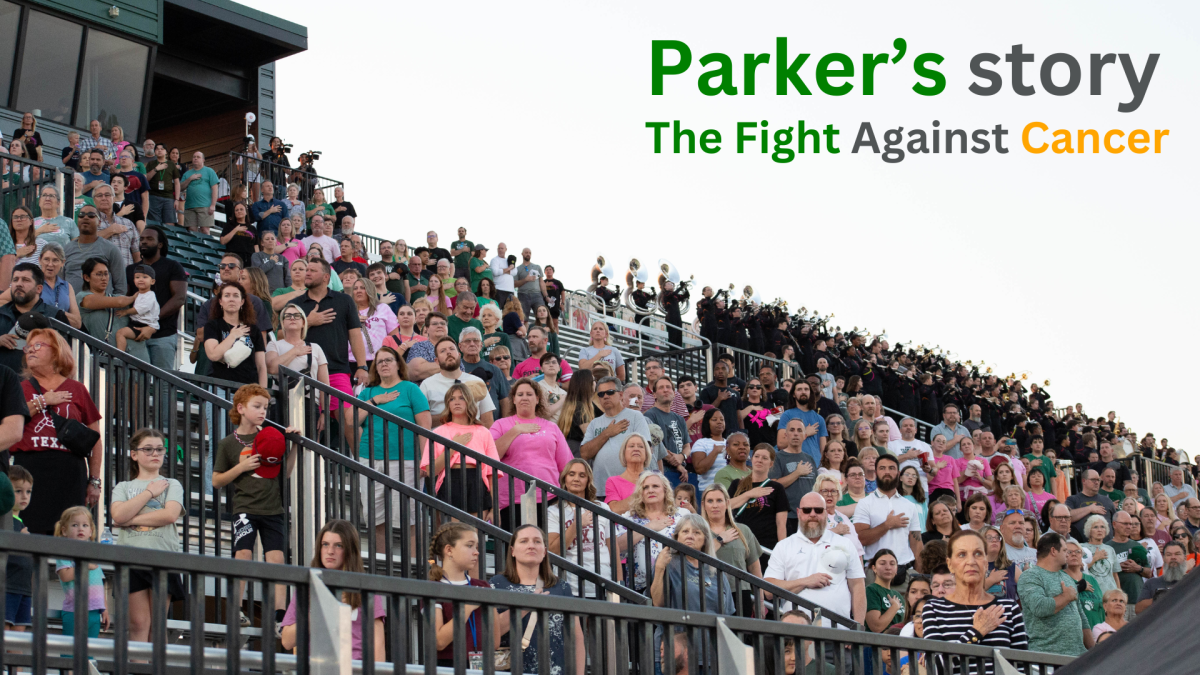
[5, 120, 1197, 672]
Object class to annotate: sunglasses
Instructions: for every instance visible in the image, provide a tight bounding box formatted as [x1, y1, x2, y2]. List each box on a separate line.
[219, 263, 242, 270]
[799, 507, 823, 514]
[597, 390, 619, 398]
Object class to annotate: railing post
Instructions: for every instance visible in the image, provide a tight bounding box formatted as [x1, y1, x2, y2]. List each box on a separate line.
[309, 569, 351, 675]
[716, 617, 753, 675]
[992, 649, 1021, 675]
[290, 387, 319, 568]
[521, 483, 539, 526]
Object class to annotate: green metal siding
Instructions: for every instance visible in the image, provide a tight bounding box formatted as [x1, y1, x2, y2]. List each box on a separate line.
[29, 0, 162, 43]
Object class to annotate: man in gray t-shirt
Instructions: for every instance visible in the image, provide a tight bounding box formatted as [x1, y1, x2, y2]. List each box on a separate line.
[513, 247, 547, 318]
[581, 378, 652, 498]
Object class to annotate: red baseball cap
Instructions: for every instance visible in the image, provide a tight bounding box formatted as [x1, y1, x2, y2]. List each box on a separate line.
[253, 427, 286, 479]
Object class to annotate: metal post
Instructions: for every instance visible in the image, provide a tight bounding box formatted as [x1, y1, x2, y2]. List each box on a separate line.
[521, 483, 539, 526]
[309, 569, 352, 675]
[290, 388, 318, 565]
[715, 618, 753, 675]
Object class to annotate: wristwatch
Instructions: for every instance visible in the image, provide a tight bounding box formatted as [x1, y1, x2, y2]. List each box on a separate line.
[358, 365, 369, 371]
[88, 477, 102, 488]
[714, 534, 724, 544]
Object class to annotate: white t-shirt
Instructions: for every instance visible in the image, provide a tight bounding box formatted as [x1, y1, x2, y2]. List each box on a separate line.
[546, 501, 614, 596]
[764, 529, 865, 627]
[130, 290, 161, 329]
[691, 437, 728, 492]
[267, 337, 328, 375]
[419, 371, 497, 418]
[887, 438, 933, 484]
[852, 489, 922, 565]
[351, 304, 399, 362]
[490, 256, 514, 292]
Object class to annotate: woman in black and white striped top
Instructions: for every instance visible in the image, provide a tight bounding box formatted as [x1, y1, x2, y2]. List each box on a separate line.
[921, 530, 1028, 674]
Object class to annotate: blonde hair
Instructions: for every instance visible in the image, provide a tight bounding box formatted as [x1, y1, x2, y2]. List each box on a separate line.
[629, 471, 677, 518]
[618, 433, 649, 468]
[352, 277, 379, 318]
[699, 484, 737, 531]
[54, 506, 96, 540]
[812, 473, 843, 499]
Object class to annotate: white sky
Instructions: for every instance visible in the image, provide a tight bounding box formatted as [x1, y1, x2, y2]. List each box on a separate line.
[245, 0, 1200, 449]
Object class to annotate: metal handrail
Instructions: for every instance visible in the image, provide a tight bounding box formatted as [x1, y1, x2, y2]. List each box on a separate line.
[50, 318, 629, 601]
[0, 530, 1075, 675]
[226, 150, 344, 209]
[278, 366, 858, 627]
[716, 343, 802, 382]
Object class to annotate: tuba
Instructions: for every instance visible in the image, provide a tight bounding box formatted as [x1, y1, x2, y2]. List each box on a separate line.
[624, 258, 656, 316]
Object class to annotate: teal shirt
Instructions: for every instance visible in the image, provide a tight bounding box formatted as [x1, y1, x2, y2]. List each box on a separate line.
[1016, 565, 1088, 656]
[356, 381, 429, 460]
[182, 166, 219, 209]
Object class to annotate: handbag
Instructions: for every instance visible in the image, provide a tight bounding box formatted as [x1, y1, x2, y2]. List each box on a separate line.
[28, 379, 99, 459]
[492, 578, 543, 669]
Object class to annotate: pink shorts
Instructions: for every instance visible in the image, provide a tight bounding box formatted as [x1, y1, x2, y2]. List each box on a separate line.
[329, 372, 356, 410]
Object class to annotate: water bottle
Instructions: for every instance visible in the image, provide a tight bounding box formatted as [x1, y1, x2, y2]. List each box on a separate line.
[100, 526, 114, 545]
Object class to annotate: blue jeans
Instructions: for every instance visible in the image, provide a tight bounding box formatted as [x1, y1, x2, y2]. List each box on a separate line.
[145, 334, 178, 370]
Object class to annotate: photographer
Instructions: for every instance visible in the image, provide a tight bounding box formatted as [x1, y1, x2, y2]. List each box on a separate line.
[263, 137, 291, 188]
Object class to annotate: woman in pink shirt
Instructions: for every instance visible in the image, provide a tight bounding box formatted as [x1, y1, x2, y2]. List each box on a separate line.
[423, 383, 499, 519]
[954, 436, 993, 503]
[490, 378, 574, 530]
[604, 434, 650, 514]
[277, 217, 307, 263]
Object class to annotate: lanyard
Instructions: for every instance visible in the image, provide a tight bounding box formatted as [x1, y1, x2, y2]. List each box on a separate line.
[441, 576, 477, 648]
[734, 480, 772, 517]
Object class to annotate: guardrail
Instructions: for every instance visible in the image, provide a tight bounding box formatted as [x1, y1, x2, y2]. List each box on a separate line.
[226, 151, 344, 215]
[0, 531, 1074, 675]
[277, 366, 854, 627]
[716, 343, 801, 384]
[53, 319, 624, 604]
[0, 154, 73, 223]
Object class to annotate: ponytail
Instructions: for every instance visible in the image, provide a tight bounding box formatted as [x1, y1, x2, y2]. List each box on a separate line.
[429, 522, 476, 582]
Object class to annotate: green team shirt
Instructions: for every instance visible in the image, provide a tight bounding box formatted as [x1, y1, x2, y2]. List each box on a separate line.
[451, 239, 474, 270]
[1108, 539, 1149, 603]
[214, 432, 285, 516]
[1078, 573, 1105, 627]
[1022, 453, 1057, 484]
[865, 583, 905, 628]
[146, 160, 181, 199]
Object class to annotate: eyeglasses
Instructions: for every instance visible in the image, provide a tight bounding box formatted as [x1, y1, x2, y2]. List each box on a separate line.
[376, 358, 397, 366]
[10, 214, 30, 221]
[282, 314, 304, 321]
[1051, 514, 1070, 521]
[799, 507, 823, 514]
[219, 263, 242, 270]
[22, 343, 48, 354]
[135, 446, 166, 455]
[818, 489, 839, 496]
[847, 472, 865, 478]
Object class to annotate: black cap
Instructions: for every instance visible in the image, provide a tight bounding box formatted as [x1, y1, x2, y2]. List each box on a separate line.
[16, 312, 50, 337]
[133, 264, 156, 280]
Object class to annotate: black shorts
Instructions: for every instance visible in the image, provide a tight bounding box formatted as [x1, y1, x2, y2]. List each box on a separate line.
[129, 569, 187, 601]
[435, 466, 492, 514]
[232, 513, 286, 553]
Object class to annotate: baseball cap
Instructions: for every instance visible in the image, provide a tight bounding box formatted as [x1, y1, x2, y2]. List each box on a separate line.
[473, 244, 489, 252]
[133, 264, 156, 280]
[16, 313, 50, 337]
[820, 546, 849, 586]
[253, 426, 286, 479]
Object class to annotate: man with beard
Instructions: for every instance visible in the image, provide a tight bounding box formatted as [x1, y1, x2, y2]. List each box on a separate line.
[963, 404, 985, 433]
[511, 326, 572, 380]
[0, 265, 69, 372]
[854, 454, 922, 573]
[776, 381, 826, 464]
[1135, 541, 1187, 614]
[643, 376, 690, 487]
[1001, 509, 1037, 571]
[418, 337, 496, 424]
[930, 404, 971, 459]
[765, 492, 866, 626]
[290, 258, 369, 414]
[640, 358, 688, 416]
[1016, 533, 1094, 656]
[1066, 470, 1117, 541]
[806, 375, 841, 419]
[126, 225, 187, 370]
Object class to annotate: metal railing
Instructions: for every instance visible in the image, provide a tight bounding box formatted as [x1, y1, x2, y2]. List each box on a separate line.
[632, 345, 714, 391]
[277, 366, 855, 627]
[717, 343, 801, 383]
[0, 531, 1074, 675]
[226, 151, 344, 215]
[0, 154, 74, 222]
[54, 319, 624, 603]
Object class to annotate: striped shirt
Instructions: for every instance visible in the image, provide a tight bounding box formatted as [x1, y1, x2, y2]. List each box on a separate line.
[921, 596, 1028, 675]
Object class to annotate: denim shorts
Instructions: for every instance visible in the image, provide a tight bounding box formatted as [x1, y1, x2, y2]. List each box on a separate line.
[5, 593, 31, 626]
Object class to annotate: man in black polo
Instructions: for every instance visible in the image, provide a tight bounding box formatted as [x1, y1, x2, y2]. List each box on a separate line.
[291, 258, 368, 415]
[126, 225, 188, 371]
[0, 265, 69, 373]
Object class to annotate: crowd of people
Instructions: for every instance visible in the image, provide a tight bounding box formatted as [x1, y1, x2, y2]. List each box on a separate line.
[2, 117, 1196, 672]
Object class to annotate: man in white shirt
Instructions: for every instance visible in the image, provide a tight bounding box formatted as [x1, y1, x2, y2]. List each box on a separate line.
[418, 337, 496, 425]
[853, 454, 922, 572]
[490, 242, 516, 307]
[887, 417, 933, 488]
[765, 492, 866, 627]
[1000, 508, 1036, 571]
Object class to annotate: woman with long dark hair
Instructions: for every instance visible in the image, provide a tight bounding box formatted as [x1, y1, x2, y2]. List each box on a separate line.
[203, 281, 266, 386]
[557, 370, 599, 454]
